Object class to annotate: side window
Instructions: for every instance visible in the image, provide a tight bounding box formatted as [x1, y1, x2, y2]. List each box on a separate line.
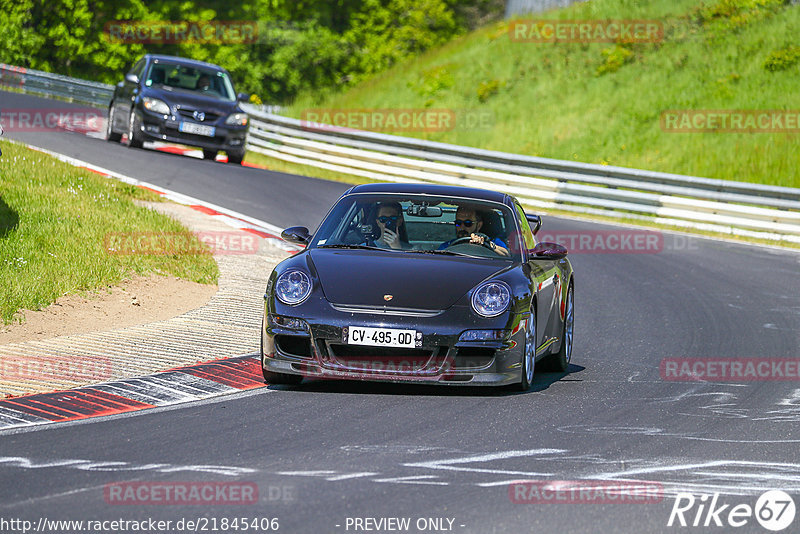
[515, 203, 536, 251]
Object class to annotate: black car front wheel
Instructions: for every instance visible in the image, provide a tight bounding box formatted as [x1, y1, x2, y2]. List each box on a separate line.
[543, 283, 573, 372]
[227, 150, 245, 165]
[518, 305, 536, 391]
[127, 111, 143, 149]
[106, 104, 122, 143]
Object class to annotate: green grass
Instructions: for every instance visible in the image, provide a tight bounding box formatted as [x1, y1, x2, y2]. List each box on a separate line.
[0, 141, 218, 324]
[287, 0, 800, 188]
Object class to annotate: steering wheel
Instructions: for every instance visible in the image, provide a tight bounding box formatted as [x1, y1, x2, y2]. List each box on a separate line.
[446, 234, 495, 251]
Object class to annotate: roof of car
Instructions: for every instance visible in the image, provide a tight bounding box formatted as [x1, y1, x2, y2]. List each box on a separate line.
[346, 183, 510, 204]
[145, 54, 225, 71]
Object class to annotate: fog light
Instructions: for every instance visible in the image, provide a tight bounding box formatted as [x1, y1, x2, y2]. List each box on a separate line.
[459, 330, 507, 342]
[145, 124, 160, 134]
[269, 314, 309, 331]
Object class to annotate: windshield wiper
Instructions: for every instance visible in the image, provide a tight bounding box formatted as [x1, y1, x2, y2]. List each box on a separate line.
[406, 249, 474, 257]
[318, 244, 383, 251]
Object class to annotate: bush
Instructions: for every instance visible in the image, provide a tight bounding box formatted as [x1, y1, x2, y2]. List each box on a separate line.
[764, 45, 800, 71]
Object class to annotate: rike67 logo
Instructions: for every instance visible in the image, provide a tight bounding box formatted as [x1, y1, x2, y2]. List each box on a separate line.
[668, 491, 796, 531]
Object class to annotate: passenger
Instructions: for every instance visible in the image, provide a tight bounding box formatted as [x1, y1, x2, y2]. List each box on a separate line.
[373, 202, 411, 250]
[439, 205, 509, 256]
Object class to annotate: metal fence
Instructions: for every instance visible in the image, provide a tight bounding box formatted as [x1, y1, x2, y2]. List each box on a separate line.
[241, 106, 800, 244]
[505, 0, 588, 17]
[0, 64, 114, 108]
[1, 64, 798, 244]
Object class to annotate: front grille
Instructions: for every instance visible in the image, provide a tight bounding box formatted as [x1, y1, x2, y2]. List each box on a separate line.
[453, 347, 495, 369]
[275, 335, 313, 359]
[177, 109, 221, 122]
[327, 344, 440, 373]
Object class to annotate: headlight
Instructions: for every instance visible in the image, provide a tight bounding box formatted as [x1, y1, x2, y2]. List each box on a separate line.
[225, 113, 248, 126]
[471, 281, 511, 317]
[142, 97, 170, 115]
[275, 270, 312, 305]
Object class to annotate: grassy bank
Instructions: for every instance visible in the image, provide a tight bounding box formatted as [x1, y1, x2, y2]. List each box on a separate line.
[287, 0, 800, 188]
[0, 141, 218, 324]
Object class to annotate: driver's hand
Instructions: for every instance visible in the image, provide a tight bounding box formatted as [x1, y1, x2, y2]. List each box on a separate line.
[470, 233, 485, 245]
[381, 229, 401, 249]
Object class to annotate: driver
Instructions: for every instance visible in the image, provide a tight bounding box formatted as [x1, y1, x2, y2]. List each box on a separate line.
[196, 74, 211, 91]
[439, 206, 509, 256]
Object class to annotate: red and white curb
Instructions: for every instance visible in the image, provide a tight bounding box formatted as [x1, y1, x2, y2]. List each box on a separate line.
[0, 356, 266, 431]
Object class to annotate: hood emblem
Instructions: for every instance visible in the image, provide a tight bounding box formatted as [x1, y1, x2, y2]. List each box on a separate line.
[383, 295, 393, 301]
[193, 110, 206, 122]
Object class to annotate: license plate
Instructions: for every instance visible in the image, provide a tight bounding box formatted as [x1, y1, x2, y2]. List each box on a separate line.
[347, 327, 418, 348]
[179, 121, 215, 137]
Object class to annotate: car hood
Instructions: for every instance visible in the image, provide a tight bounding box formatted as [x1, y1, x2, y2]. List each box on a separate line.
[308, 249, 511, 310]
[146, 87, 236, 115]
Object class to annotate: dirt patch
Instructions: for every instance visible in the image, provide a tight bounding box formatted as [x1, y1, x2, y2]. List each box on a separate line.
[0, 274, 217, 345]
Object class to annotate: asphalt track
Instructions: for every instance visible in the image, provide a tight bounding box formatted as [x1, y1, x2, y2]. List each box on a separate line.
[1, 90, 800, 533]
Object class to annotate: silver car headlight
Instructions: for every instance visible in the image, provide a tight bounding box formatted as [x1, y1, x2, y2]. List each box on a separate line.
[471, 281, 511, 317]
[142, 97, 170, 115]
[275, 270, 312, 305]
[225, 113, 248, 126]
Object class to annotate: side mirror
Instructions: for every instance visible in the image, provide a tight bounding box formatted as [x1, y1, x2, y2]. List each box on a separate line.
[281, 226, 310, 245]
[530, 242, 568, 260]
[526, 213, 542, 235]
[125, 73, 140, 85]
[237, 92, 250, 102]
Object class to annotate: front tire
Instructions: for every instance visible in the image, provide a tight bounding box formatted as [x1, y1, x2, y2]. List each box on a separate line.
[518, 305, 536, 391]
[543, 283, 574, 372]
[227, 150, 244, 165]
[126, 111, 143, 149]
[106, 104, 122, 143]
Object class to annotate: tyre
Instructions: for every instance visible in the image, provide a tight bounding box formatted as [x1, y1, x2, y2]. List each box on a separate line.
[203, 149, 218, 161]
[126, 111, 143, 149]
[227, 150, 244, 165]
[260, 326, 303, 385]
[542, 283, 574, 372]
[106, 104, 122, 143]
[518, 304, 536, 391]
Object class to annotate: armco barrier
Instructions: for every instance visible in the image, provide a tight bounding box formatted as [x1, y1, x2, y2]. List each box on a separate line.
[241, 105, 800, 244]
[1, 63, 798, 244]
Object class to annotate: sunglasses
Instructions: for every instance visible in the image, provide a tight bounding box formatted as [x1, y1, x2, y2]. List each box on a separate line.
[377, 215, 399, 223]
[454, 219, 477, 227]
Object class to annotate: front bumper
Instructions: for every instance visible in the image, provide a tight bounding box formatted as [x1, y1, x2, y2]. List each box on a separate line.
[261, 304, 526, 386]
[137, 108, 247, 152]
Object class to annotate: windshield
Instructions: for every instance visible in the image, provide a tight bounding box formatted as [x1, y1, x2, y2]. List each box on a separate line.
[145, 62, 236, 101]
[310, 193, 522, 261]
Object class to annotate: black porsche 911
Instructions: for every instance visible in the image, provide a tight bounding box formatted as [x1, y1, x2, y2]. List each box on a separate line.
[106, 54, 249, 164]
[262, 183, 575, 390]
